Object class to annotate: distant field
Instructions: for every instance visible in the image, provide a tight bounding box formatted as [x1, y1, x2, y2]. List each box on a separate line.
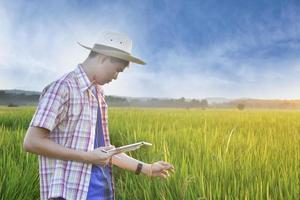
[0, 107, 299, 199]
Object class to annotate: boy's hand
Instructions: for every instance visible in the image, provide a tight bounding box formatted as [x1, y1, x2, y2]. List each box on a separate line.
[144, 161, 175, 179]
[88, 145, 115, 166]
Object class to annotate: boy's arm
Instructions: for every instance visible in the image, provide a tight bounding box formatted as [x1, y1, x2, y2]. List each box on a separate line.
[111, 153, 151, 176]
[111, 154, 175, 179]
[23, 126, 113, 165]
[23, 126, 89, 162]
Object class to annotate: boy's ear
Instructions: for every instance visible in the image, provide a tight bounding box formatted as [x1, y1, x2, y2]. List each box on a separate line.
[97, 54, 107, 64]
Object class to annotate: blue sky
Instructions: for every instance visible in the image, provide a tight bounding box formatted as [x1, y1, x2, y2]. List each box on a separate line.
[0, 0, 299, 99]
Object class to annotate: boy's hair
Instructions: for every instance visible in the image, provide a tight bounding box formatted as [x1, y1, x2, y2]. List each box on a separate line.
[88, 51, 99, 58]
[109, 56, 129, 67]
[88, 51, 129, 66]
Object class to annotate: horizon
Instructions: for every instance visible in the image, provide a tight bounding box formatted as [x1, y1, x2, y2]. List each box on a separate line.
[0, 0, 299, 99]
[1, 88, 300, 101]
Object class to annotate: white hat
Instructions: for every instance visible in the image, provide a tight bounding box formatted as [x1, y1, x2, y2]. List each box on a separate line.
[77, 31, 146, 65]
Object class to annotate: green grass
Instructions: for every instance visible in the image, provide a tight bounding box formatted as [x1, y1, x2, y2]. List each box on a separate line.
[0, 107, 299, 199]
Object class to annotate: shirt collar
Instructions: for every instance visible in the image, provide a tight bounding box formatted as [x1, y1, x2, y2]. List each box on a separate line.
[74, 64, 104, 96]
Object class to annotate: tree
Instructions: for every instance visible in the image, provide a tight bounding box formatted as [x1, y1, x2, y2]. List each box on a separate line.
[190, 99, 200, 108]
[200, 99, 208, 109]
[7, 103, 18, 107]
[237, 103, 245, 110]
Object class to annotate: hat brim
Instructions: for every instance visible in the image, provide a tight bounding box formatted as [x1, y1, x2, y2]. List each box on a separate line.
[77, 42, 146, 65]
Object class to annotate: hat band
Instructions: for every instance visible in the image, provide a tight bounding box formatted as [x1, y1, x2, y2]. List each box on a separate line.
[93, 44, 130, 55]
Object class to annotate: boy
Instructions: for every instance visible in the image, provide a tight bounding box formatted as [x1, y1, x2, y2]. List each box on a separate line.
[23, 31, 174, 200]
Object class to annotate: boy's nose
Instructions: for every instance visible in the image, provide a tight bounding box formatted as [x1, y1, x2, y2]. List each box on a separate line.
[113, 72, 119, 80]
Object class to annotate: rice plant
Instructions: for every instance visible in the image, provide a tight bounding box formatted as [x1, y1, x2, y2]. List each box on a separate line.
[0, 107, 299, 199]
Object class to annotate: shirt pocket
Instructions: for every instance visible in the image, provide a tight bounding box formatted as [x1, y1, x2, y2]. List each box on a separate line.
[67, 95, 85, 121]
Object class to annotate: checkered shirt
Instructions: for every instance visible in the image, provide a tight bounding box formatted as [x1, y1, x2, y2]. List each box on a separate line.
[29, 64, 115, 200]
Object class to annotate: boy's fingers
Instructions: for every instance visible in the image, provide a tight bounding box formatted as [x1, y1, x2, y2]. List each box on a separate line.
[160, 173, 167, 179]
[166, 164, 174, 168]
[159, 161, 174, 168]
[163, 165, 174, 171]
[104, 145, 115, 150]
[161, 170, 169, 176]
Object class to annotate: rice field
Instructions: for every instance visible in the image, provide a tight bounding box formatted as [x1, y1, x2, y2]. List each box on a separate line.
[0, 106, 299, 199]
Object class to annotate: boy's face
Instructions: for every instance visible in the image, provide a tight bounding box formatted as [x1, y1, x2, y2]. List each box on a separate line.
[94, 55, 129, 85]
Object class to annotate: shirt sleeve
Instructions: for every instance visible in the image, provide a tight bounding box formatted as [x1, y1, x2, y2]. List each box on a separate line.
[29, 80, 69, 132]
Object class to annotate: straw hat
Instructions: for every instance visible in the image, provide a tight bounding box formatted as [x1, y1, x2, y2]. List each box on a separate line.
[77, 31, 146, 65]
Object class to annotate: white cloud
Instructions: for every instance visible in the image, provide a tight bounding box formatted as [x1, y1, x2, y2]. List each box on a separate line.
[0, 1, 299, 99]
[0, 0, 151, 91]
[105, 40, 300, 99]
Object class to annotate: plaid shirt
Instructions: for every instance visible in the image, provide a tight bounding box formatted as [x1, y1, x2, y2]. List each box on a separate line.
[29, 64, 115, 200]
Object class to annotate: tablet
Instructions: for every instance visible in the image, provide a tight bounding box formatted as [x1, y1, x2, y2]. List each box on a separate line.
[103, 141, 152, 156]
